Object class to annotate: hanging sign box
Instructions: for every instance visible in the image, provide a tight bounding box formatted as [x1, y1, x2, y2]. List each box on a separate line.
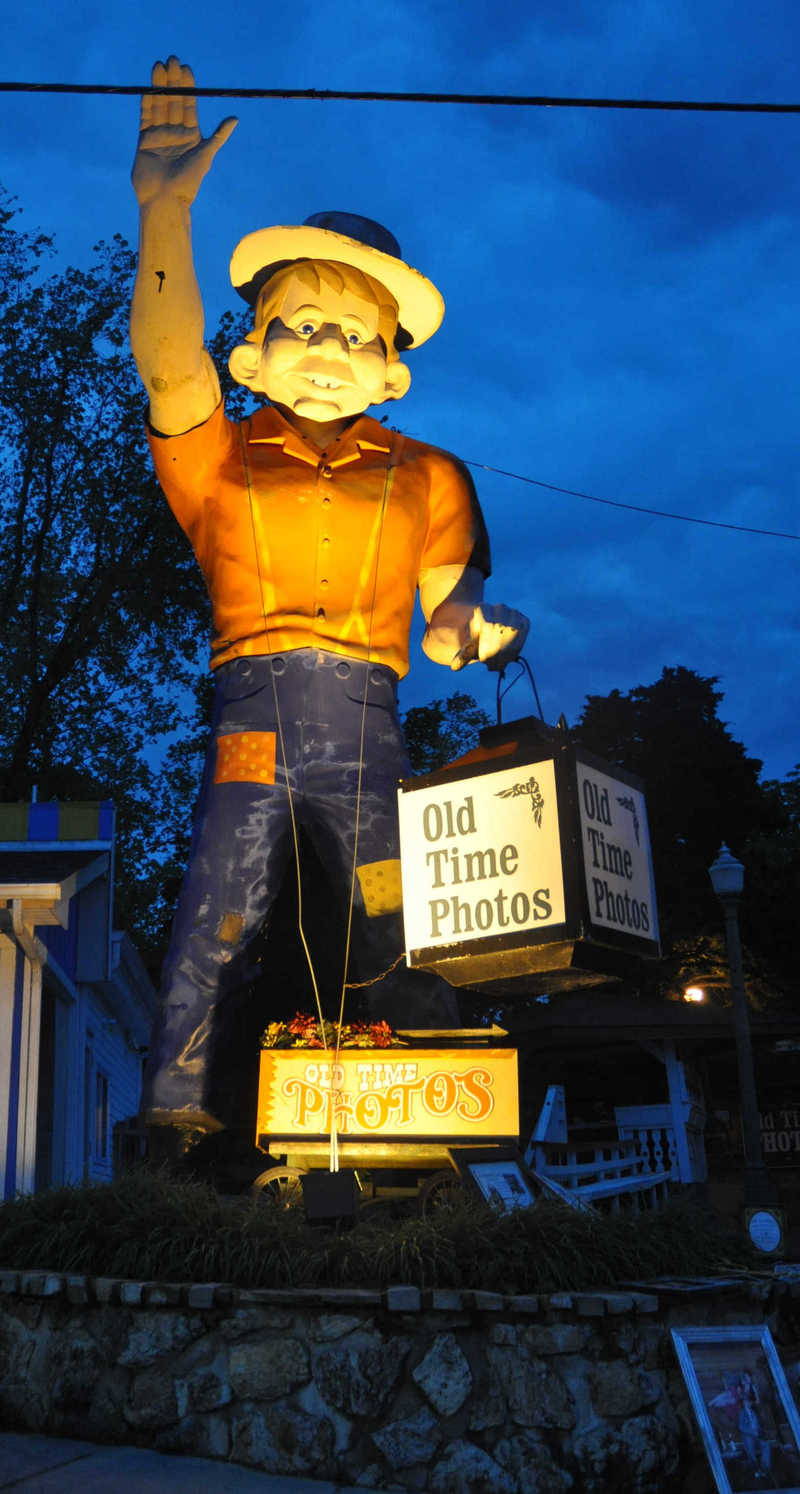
[397, 717, 660, 993]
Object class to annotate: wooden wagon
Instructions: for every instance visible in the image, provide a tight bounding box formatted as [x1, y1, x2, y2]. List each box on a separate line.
[252, 1026, 521, 1214]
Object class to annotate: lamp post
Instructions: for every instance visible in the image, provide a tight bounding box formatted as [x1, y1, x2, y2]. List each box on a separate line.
[708, 845, 772, 1206]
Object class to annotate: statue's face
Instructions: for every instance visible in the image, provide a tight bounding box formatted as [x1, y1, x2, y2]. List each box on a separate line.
[252, 271, 400, 421]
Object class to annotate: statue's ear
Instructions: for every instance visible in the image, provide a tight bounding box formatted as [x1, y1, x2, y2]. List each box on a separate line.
[381, 360, 411, 403]
[228, 342, 261, 389]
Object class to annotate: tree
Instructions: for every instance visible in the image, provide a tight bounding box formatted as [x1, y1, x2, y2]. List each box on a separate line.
[402, 691, 491, 774]
[574, 666, 794, 1001]
[0, 189, 211, 956]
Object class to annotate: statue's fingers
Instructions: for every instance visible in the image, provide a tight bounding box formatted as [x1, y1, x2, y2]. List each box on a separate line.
[206, 116, 238, 158]
[148, 60, 168, 129]
[164, 55, 186, 126]
[180, 61, 199, 131]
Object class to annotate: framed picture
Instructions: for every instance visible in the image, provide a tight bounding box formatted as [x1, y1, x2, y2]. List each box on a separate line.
[672, 1324, 800, 1493]
[453, 1146, 537, 1211]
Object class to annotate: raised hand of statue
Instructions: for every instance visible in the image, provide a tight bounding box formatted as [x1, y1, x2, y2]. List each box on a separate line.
[132, 56, 237, 208]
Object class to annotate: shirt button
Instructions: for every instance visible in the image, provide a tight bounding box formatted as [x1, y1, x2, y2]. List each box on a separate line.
[322, 495, 331, 507]
[320, 465, 333, 479]
[320, 578, 329, 589]
[316, 606, 326, 619]
[321, 536, 330, 547]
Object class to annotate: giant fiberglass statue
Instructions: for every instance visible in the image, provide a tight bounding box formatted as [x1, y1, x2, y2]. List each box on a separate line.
[130, 57, 529, 1140]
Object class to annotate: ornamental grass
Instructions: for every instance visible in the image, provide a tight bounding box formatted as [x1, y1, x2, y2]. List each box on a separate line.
[0, 1169, 752, 1292]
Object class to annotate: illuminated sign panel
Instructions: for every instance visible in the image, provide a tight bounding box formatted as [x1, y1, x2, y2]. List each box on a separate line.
[257, 1047, 518, 1140]
[576, 761, 659, 945]
[398, 759, 565, 956]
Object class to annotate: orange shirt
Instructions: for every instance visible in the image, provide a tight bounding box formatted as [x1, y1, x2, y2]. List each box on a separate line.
[148, 402, 490, 679]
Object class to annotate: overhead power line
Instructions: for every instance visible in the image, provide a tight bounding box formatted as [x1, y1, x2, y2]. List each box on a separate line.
[461, 459, 800, 540]
[4, 81, 800, 113]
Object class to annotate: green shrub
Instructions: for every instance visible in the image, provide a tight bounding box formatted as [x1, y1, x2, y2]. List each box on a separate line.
[0, 1170, 752, 1291]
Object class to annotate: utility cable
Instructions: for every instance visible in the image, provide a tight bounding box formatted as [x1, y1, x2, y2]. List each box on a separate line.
[460, 459, 800, 541]
[6, 81, 800, 114]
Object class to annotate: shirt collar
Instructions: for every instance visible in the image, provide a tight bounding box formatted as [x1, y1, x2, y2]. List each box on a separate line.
[246, 405, 391, 467]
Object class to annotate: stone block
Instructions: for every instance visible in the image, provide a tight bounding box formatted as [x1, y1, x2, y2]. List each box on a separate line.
[470, 1290, 505, 1311]
[308, 1312, 367, 1341]
[487, 1346, 575, 1430]
[489, 1322, 518, 1346]
[21, 1273, 63, 1298]
[574, 1293, 607, 1317]
[92, 1278, 122, 1304]
[589, 1361, 661, 1418]
[619, 1410, 681, 1492]
[119, 1281, 144, 1306]
[155, 1411, 230, 1460]
[229, 1335, 309, 1401]
[184, 1348, 232, 1412]
[219, 1306, 293, 1338]
[507, 1293, 539, 1314]
[386, 1285, 421, 1312]
[186, 1283, 220, 1309]
[429, 1438, 516, 1493]
[143, 1282, 183, 1306]
[522, 1323, 585, 1356]
[547, 1293, 574, 1310]
[0, 1269, 20, 1294]
[231, 1401, 336, 1476]
[412, 1332, 473, 1416]
[124, 1364, 185, 1429]
[603, 1293, 636, 1314]
[296, 1378, 353, 1454]
[495, 1430, 575, 1492]
[118, 1311, 205, 1367]
[431, 1289, 464, 1311]
[65, 1276, 90, 1305]
[315, 1328, 409, 1417]
[572, 1423, 623, 1492]
[371, 1406, 441, 1467]
[467, 1385, 506, 1431]
[629, 1292, 659, 1313]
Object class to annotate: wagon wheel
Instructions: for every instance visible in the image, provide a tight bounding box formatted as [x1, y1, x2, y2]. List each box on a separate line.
[250, 1165, 307, 1208]
[417, 1168, 463, 1217]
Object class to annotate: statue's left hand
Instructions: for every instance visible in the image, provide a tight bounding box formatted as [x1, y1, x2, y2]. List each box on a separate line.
[451, 603, 530, 672]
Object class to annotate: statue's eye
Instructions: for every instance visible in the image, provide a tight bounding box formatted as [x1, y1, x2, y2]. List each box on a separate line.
[299, 322, 316, 337]
[347, 331, 363, 347]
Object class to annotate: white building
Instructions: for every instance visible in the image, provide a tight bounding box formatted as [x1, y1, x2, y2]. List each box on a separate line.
[0, 800, 157, 1196]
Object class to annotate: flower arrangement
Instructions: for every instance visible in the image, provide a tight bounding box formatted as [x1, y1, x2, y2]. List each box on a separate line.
[260, 1012, 404, 1050]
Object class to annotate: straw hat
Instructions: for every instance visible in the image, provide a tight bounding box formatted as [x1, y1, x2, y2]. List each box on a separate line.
[229, 211, 444, 349]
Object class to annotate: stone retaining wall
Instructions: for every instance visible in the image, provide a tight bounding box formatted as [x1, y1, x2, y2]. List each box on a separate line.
[2, 1269, 800, 1491]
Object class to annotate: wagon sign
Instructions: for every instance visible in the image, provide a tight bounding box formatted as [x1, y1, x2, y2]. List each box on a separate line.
[256, 1047, 519, 1142]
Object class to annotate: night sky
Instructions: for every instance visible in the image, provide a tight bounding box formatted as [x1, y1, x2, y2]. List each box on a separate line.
[3, 0, 798, 780]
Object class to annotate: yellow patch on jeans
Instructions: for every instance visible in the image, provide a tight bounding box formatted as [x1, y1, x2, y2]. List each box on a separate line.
[214, 732, 276, 785]
[357, 859, 403, 917]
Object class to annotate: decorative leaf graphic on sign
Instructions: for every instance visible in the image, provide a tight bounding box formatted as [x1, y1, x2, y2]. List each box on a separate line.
[616, 794, 640, 845]
[495, 776, 544, 827]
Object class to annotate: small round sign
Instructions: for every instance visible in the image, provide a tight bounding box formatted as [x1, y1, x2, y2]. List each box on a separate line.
[747, 1208, 783, 1254]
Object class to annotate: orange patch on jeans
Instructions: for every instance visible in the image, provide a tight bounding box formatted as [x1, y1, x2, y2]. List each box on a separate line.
[214, 731, 276, 785]
[356, 859, 403, 917]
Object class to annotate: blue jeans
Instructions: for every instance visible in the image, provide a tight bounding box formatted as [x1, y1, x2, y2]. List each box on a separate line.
[142, 650, 459, 1123]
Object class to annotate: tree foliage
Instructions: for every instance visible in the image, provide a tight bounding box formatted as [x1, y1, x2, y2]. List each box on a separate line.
[402, 690, 491, 774]
[574, 666, 797, 1001]
[0, 189, 210, 954]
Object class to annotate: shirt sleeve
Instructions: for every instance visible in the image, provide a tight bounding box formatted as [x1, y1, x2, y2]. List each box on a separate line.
[147, 401, 236, 543]
[420, 448, 492, 579]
